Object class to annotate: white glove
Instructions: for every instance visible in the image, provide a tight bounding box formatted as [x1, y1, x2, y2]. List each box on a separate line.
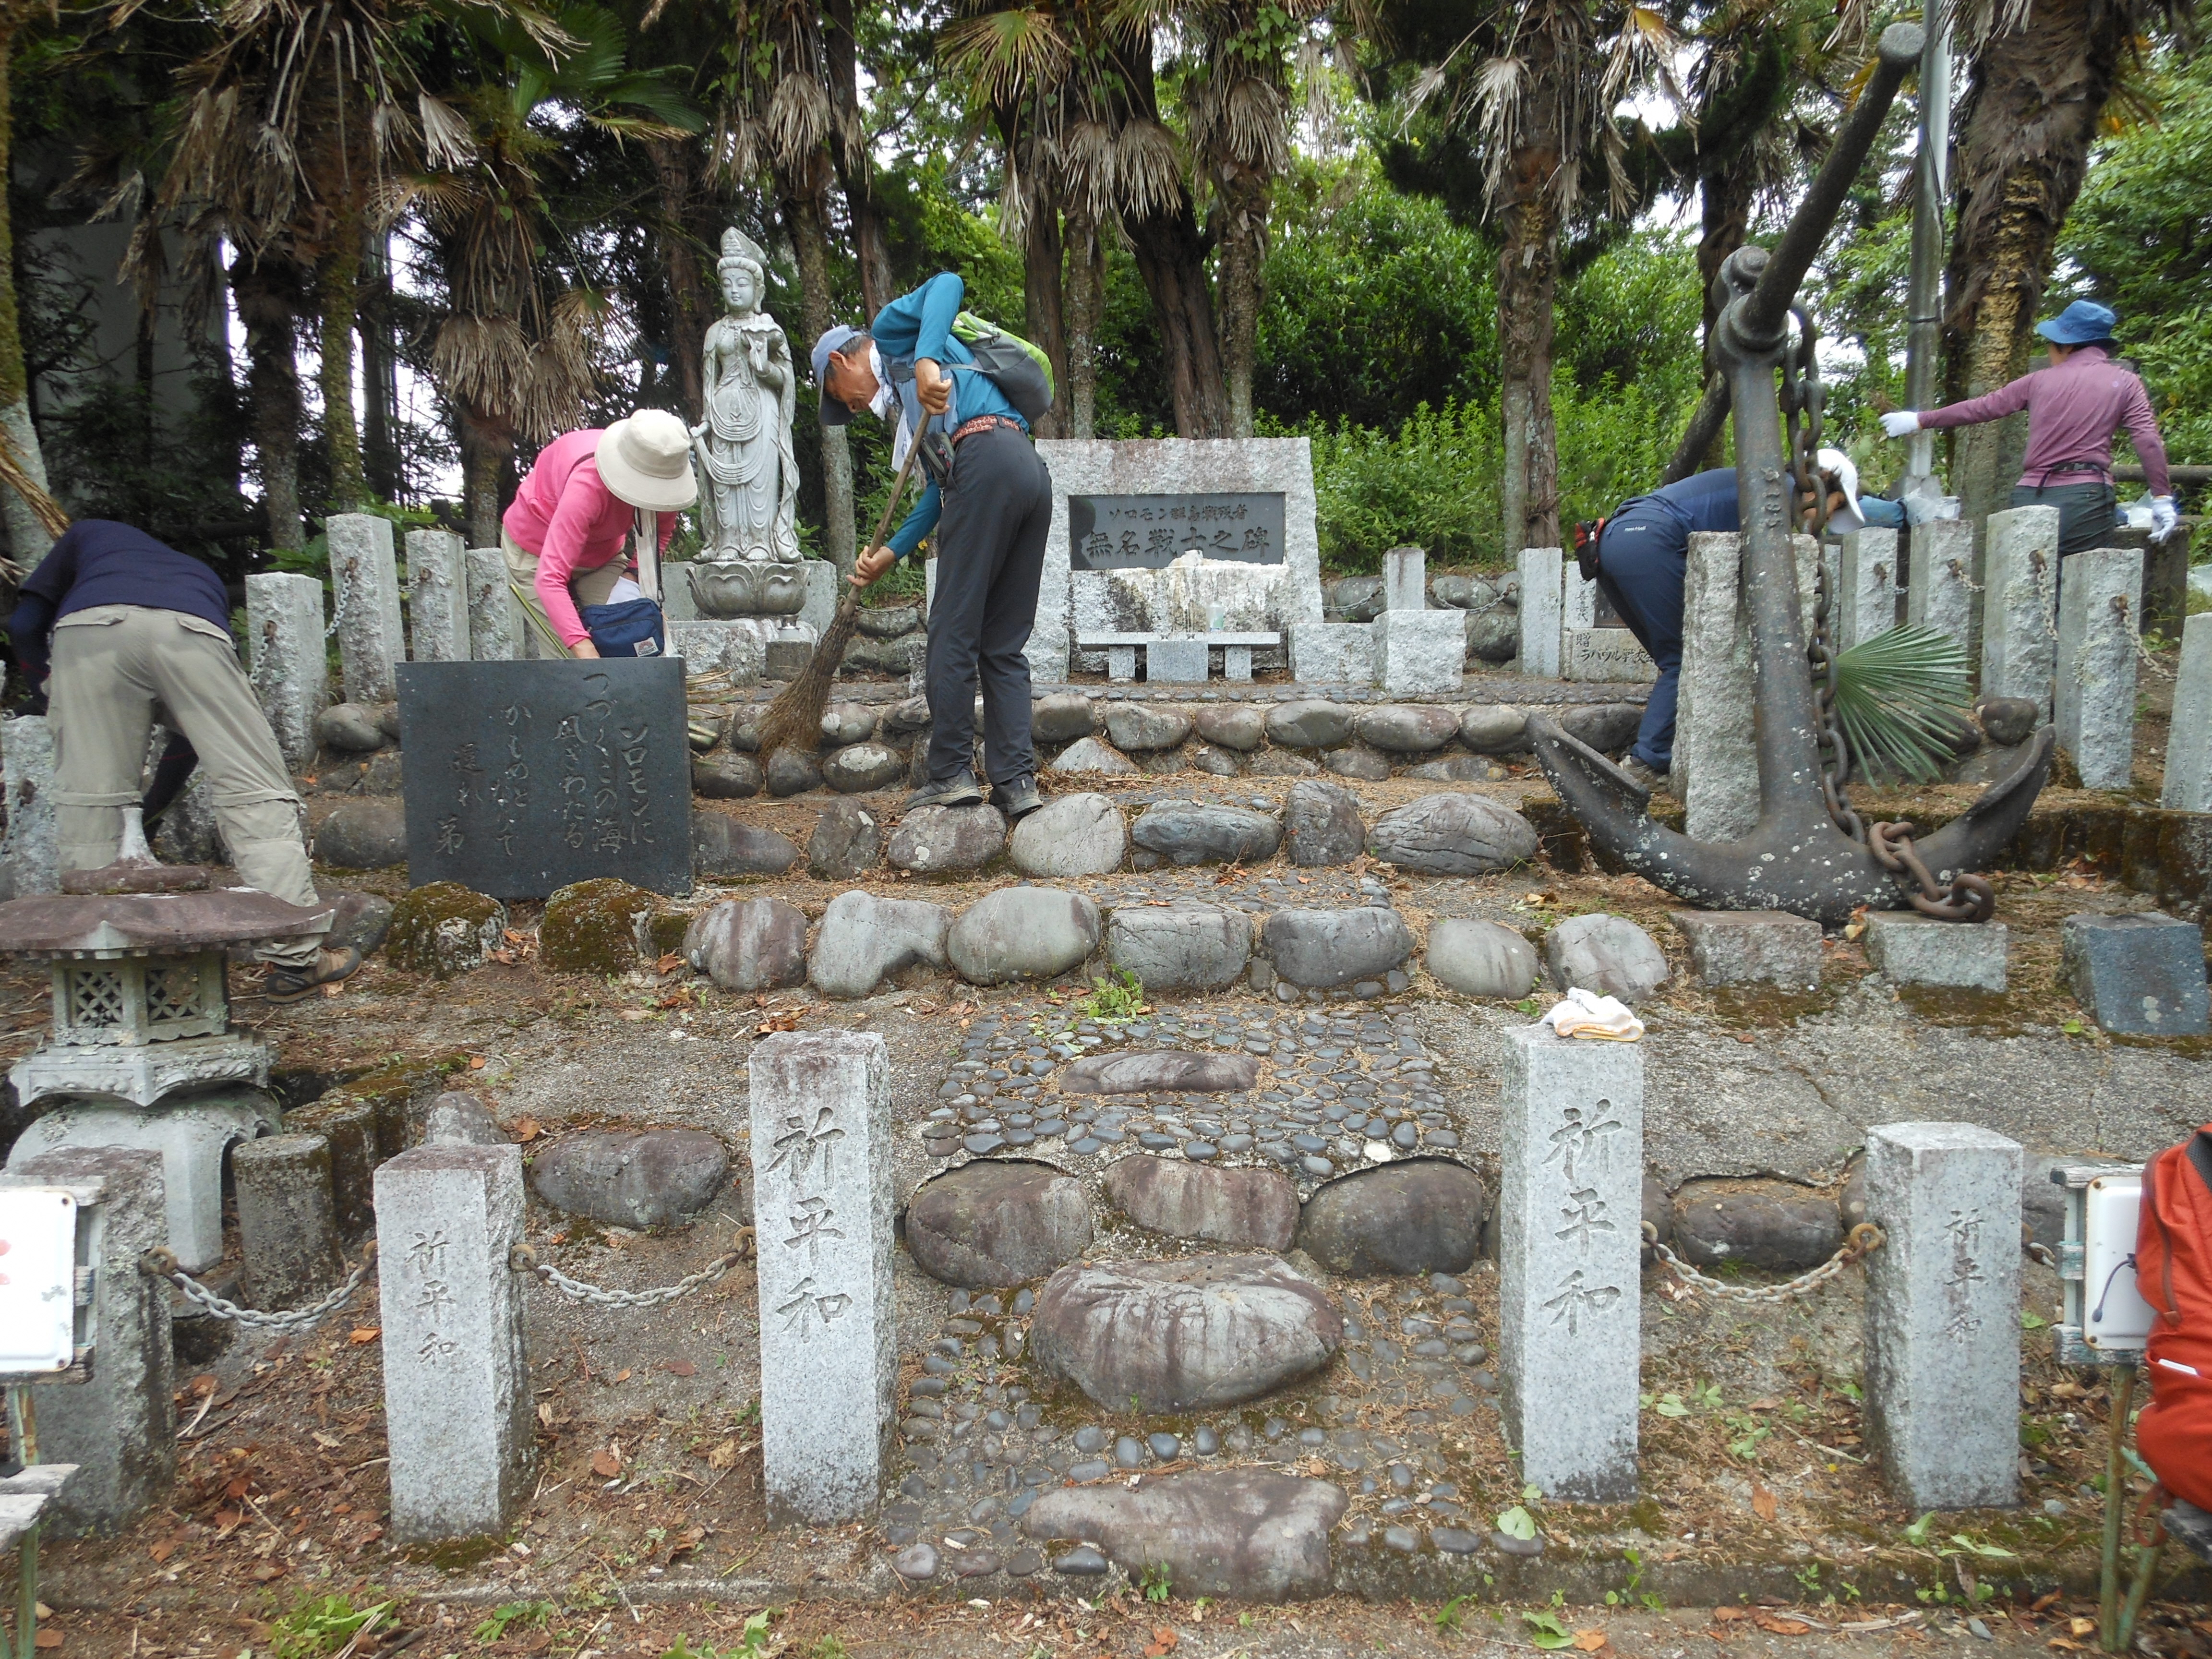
[1879, 410, 1921, 439]
[2152, 496, 2180, 537]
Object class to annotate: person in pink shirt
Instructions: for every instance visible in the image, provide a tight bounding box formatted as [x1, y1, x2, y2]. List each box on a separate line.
[502, 409, 697, 657]
[1881, 300, 2176, 558]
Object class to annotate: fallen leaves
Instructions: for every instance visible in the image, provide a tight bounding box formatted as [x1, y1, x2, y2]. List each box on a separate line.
[756, 1010, 802, 1035]
[147, 1540, 175, 1564]
[656, 952, 685, 975]
[705, 1438, 741, 1470]
[32, 1629, 61, 1649]
[1750, 1482, 1777, 1522]
[2070, 1618, 2098, 1638]
[1572, 1630, 1609, 1651]
[511, 1118, 541, 1143]
[663, 1359, 697, 1377]
[1142, 1628, 1178, 1657]
[589, 1447, 623, 1479]
[1753, 1612, 1811, 1636]
[311, 1431, 343, 1450]
[348, 1328, 380, 1345]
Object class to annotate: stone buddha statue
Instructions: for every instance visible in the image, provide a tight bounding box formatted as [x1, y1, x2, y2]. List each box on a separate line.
[688, 228, 805, 618]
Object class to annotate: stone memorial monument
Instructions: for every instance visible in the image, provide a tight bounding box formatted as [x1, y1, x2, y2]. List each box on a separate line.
[674, 229, 820, 680]
[750, 1030, 894, 1525]
[396, 659, 694, 900]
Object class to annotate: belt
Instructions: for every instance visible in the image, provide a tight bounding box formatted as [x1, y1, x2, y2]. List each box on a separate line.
[952, 415, 1025, 445]
[2027, 461, 2111, 482]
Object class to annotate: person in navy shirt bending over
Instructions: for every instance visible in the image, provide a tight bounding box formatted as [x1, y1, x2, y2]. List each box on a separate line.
[812, 272, 1053, 820]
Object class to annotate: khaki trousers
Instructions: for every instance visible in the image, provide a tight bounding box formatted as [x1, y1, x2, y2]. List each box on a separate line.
[501, 529, 623, 658]
[49, 604, 319, 967]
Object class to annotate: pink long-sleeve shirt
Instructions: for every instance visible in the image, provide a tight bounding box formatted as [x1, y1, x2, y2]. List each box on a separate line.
[1919, 344, 2171, 497]
[503, 428, 680, 649]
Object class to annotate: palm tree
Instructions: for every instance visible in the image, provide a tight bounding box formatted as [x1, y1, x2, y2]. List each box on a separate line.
[1940, 0, 2191, 529]
[1377, 0, 1676, 554]
[398, 1, 696, 545]
[0, 0, 64, 572]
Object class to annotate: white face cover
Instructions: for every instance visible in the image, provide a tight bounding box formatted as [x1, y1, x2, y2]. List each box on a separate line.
[870, 345, 912, 473]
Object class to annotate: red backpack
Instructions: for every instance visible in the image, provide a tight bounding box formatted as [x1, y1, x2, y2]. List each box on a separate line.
[2135, 1130, 2212, 1509]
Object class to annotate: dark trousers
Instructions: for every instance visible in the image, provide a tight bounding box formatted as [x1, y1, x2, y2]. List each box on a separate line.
[1592, 505, 1689, 770]
[2011, 478, 2118, 559]
[924, 423, 1054, 787]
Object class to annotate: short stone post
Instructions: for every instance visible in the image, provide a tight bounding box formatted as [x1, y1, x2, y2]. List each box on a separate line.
[1384, 546, 1426, 613]
[1980, 506, 2060, 717]
[1500, 1023, 1642, 1501]
[407, 529, 471, 662]
[375, 1144, 531, 1543]
[1907, 518, 1975, 657]
[2055, 546, 2142, 791]
[1836, 528, 1899, 650]
[244, 573, 330, 770]
[1675, 533, 1821, 841]
[328, 514, 407, 703]
[1, 713, 58, 897]
[750, 1030, 893, 1525]
[0, 1148, 174, 1534]
[233, 1133, 344, 1309]
[1863, 1122, 2021, 1511]
[2163, 612, 2212, 811]
[1518, 547, 1563, 678]
[464, 547, 522, 661]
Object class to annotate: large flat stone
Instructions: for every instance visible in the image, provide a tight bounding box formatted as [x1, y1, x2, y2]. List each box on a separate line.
[1194, 705, 1266, 751]
[1284, 780, 1365, 866]
[1104, 1156, 1298, 1250]
[808, 890, 950, 998]
[313, 799, 409, 869]
[947, 887, 1102, 985]
[1669, 911, 1822, 989]
[1105, 904, 1253, 991]
[888, 804, 1008, 873]
[692, 813, 799, 877]
[1262, 907, 1413, 988]
[1425, 918, 1539, 998]
[822, 743, 907, 793]
[1295, 1161, 1486, 1276]
[1131, 803, 1282, 866]
[1459, 705, 1529, 754]
[1865, 914, 2008, 992]
[1030, 1253, 1342, 1411]
[683, 897, 808, 992]
[1047, 736, 1140, 776]
[2061, 911, 2210, 1035]
[1368, 793, 1537, 875]
[1103, 704, 1192, 752]
[905, 1160, 1093, 1287]
[1010, 793, 1126, 877]
[1265, 700, 1355, 750]
[808, 800, 880, 879]
[1058, 1050, 1259, 1094]
[1354, 705, 1458, 753]
[1032, 693, 1097, 743]
[1670, 1177, 1843, 1272]
[526, 1129, 729, 1228]
[1020, 1471, 1346, 1600]
[1543, 913, 1670, 1003]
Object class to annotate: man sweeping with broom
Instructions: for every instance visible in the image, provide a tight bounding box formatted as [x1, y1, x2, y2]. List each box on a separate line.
[808, 271, 1055, 819]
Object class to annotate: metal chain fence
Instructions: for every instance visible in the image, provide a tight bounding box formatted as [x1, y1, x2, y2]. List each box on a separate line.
[507, 1238, 753, 1310]
[1642, 1221, 1886, 1304]
[142, 1245, 378, 1331]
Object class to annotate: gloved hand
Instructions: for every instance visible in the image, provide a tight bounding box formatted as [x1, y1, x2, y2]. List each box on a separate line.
[2152, 496, 2180, 537]
[1879, 410, 1921, 439]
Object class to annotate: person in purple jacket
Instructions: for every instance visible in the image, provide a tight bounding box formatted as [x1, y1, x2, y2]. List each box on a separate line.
[1881, 300, 2176, 557]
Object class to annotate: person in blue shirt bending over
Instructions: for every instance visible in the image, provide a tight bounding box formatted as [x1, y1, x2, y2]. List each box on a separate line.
[1588, 449, 1902, 795]
[812, 272, 1053, 820]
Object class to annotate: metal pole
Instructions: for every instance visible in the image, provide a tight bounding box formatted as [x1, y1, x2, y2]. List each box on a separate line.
[1902, 9, 1951, 486]
[2100, 1365, 2134, 1651]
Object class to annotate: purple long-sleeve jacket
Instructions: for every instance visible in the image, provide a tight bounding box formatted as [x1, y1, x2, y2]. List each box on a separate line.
[1920, 344, 2170, 496]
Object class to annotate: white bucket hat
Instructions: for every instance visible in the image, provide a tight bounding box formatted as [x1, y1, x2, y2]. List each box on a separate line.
[1815, 446, 1867, 535]
[596, 409, 697, 511]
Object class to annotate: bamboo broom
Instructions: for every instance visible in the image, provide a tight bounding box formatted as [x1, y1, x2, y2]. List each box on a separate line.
[755, 443, 923, 757]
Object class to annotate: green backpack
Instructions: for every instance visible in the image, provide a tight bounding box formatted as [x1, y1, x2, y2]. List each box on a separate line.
[949, 310, 1056, 421]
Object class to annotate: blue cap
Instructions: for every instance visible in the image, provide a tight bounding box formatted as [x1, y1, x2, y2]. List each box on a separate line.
[2036, 300, 2117, 346]
[812, 324, 863, 426]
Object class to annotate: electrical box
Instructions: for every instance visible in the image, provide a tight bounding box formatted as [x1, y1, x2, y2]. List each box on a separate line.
[2053, 1163, 2152, 1365]
[0, 1188, 79, 1372]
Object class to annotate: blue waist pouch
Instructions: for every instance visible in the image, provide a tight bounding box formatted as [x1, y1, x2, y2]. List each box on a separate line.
[578, 598, 666, 658]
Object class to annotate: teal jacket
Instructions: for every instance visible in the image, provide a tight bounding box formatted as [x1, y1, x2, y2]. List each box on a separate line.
[872, 272, 1028, 560]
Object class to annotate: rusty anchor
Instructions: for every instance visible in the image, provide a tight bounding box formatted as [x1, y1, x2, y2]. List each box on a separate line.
[1529, 21, 2054, 926]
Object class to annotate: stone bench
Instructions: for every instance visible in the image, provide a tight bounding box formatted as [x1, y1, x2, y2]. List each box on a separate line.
[1076, 632, 1283, 685]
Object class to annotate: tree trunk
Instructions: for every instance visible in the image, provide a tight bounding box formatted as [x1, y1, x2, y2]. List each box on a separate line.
[824, 0, 896, 317]
[0, 8, 55, 571]
[1695, 156, 1756, 468]
[1942, 0, 2122, 530]
[1063, 208, 1103, 440]
[460, 405, 512, 551]
[317, 200, 367, 511]
[359, 226, 400, 502]
[232, 256, 306, 553]
[783, 183, 856, 578]
[1126, 198, 1232, 439]
[1498, 141, 1563, 558]
[650, 139, 711, 422]
[1214, 161, 1270, 440]
[1023, 182, 1068, 440]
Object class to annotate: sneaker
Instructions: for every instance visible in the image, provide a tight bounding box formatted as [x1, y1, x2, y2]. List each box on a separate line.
[906, 775, 983, 811]
[263, 946, 362, 1004]
[995, 777, 1044, 819]
[1617, 757, 1671, 796]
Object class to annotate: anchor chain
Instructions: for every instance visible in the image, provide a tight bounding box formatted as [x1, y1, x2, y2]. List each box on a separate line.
[1643, 1220, 1886, 1303]
[509, 1234, 753, 1310]
[142, 1243, 377, 1331]
[1783, 309, 1992, 924]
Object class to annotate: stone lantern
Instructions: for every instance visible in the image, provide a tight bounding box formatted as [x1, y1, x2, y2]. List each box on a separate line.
[0, 811, 331, 1269]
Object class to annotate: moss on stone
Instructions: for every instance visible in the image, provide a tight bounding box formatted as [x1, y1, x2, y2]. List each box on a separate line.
[541, 878, 662, 976]
[385, 881, 506, 977]
[649, 912, 691, 957]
